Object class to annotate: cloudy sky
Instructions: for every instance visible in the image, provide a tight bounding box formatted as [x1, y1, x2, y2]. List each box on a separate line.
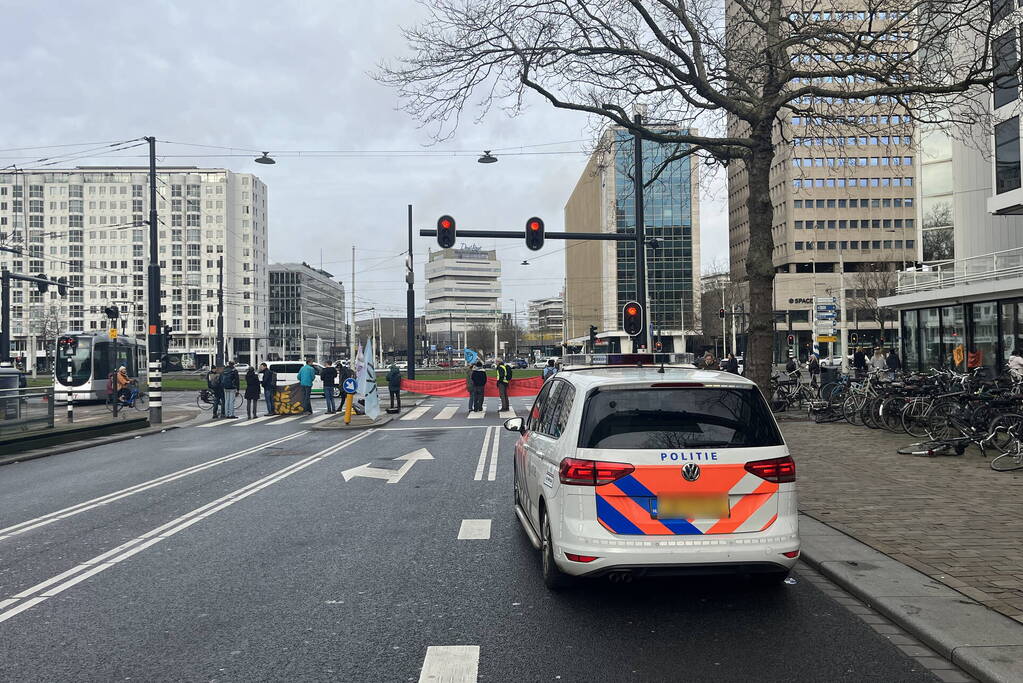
[0, 0, 728, 324]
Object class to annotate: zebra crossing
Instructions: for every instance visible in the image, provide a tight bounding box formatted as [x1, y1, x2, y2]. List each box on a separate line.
[196, 413, 337, 428]
[398, 402, 524, 422]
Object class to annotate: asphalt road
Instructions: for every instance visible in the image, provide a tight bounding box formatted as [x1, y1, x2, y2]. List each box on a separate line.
[0, 395, 940, 682]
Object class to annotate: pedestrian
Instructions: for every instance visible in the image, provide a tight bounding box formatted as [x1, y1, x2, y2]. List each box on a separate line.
[259, 362, 277, 416]
[886, 347, 902, 380]
[297, 359, 316, 414]
[320, 361, 338, 413]
[702, 352, 717, 370]
[243, 366, 260, 418]
[207, 366, 224, 419]
[470, 360, 488, 412]
[220, 360, 239, 419]
[1009, 348, 1023, 380]
[465, 361, 475, 411]
[387, 363, 402, 410]
[853, 347, 867, 379]
[542, 358, 557, 380]
[722, 353, 739, 374]
[496, 357, 511, 411]
[785, 355, 798, 376]
[869, 347, 887, 375]
[807, 352, 821, 389]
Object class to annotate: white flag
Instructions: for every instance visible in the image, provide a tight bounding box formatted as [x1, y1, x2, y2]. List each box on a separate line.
[354, 342, 366, 396]
[363, 338, 380, 420]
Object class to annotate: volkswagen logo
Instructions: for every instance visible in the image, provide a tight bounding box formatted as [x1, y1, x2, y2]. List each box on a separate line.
[682, 463, 701, 482]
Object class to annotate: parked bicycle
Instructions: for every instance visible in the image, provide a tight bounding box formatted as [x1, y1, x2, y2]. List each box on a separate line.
[196, 388, 242, 411]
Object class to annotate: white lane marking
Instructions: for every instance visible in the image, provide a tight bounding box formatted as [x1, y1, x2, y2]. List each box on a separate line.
[302, 413, 335, 424]
[0, 432, 308, 543]
[196, 419, 231, 428]
[418, 645, 479, 683]
[233, 415, 276, 427]
[457, 519, 492, 540]
[487, 426, 500, 481]
[401, 406, 430, 421]
[341, 448, 434, 484]
[473, 427, 493, 481]
[498, 410, 516, 419]
[271, 415, 305, 424]
[467, 410, 486, 419]
[383, 426, 490, 431]
[0, 430, 377, 624]
[434, 406, 458, 420]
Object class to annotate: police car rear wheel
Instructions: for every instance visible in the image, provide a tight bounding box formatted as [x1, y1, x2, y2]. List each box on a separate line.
[541, 511, 572, 590]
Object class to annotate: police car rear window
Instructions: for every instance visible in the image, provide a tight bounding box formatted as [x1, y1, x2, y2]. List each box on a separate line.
[577, 387, 783, 449]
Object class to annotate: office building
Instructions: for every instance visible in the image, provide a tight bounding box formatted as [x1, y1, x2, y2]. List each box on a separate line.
[268, 263, 345, 361]
[424, 246, 501, 348]
[353, 316, 427, 359]
[564, 126, 700, 352]
[527, 296, 564, 341]
[0, 166, 268, 370]
[726, 9, 918, 359]
[878, 3, 1023, 374]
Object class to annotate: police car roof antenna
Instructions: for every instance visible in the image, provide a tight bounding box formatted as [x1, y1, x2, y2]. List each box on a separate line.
[658, 362, 665, 374]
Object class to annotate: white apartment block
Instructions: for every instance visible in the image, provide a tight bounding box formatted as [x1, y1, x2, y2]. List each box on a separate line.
[0, 166, 268, 369]
[424, 247, 501, 347]
[527, 296, 564, 336]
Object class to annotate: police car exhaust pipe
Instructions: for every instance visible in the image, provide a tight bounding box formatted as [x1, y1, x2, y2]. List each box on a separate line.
[608, 571, 632, 584]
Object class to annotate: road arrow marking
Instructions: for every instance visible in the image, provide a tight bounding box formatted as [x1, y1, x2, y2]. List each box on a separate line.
[341, 448, 434, 484]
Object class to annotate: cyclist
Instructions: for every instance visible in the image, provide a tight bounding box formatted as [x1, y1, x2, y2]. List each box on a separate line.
[114, 366, 133, 403]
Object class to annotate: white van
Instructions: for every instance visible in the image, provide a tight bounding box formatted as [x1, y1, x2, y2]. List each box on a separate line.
[265, 361, 340, 398]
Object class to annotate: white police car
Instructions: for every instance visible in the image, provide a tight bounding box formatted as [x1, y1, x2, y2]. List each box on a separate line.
[505, 354, 798, 589]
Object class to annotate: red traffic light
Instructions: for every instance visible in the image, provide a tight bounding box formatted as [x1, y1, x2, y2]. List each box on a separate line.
[787, 335, 795, 344]
[622, 301, 643, 337]
[718, 308, 725, 319]
[437, 215, 456, 248]
[525, 216, 545, 251]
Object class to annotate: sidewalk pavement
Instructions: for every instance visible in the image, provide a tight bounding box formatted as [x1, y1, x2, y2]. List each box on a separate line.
[0, 406, 198, 466]
[783, 418, 1023, 682]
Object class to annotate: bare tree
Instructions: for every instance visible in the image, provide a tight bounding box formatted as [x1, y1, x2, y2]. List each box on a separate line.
[379, 0, 1010, 391]
[846, 267, 899, 334]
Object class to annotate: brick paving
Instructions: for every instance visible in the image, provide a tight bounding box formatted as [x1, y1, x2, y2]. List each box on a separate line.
[781, 417, 1023, 623]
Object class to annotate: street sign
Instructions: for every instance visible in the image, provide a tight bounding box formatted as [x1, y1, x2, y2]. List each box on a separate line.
[816, 312, 837, 319]
[342, 377, 358, 394]
[817, 335, 838, 343]
[430, 344, 437, 352]
[816, 304, 837, 311]
[814, 296, 837, 303]
[444, 345, 453, 351]
[108, 328, 118, 339]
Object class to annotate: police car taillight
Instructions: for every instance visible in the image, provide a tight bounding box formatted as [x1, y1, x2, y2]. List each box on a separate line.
[559, 457, 635, 486]
[744, 456, 796, 483]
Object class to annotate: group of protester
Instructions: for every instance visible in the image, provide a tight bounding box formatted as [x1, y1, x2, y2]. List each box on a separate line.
[205, 359, 362, 420]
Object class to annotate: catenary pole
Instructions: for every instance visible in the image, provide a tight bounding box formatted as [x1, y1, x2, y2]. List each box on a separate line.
[632, 112, 648, 352]
[216, 255, 224, 366]
[144, 136, 163, 424]
[406, 204, 416, 379]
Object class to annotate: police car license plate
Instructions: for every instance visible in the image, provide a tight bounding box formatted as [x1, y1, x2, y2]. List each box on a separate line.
[656, 495, 729, 520]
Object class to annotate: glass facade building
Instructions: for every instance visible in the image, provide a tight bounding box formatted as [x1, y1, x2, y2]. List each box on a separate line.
[899, 299, 1023, 375]
[613, 131, 696, 336]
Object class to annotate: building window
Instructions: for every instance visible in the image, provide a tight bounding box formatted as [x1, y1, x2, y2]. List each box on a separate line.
[993, 30, 1019, 109]
[993, 0, 1012, 25]
[995, 116, 1022, 194]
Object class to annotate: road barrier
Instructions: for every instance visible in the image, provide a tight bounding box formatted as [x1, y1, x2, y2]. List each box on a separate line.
[0, 386, 54, 438]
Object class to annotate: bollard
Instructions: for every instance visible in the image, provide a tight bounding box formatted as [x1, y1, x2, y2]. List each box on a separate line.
[67, 390, 74, 423]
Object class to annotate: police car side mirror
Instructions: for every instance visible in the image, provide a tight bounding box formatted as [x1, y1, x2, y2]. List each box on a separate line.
[504, 417, 525, 434]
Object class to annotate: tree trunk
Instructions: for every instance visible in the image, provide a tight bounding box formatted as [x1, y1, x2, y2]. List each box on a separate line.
[743, 134, 778, 395]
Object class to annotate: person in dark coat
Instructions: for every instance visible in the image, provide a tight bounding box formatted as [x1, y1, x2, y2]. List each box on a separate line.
[243, 367, 260, 418]
[723, 353, 739, 374]
[886, 348, 902, 379]
[320, 362, 338, 413]
[853, 347, 868, 379]
[259, 362, 277, 416]
[387, 363, 402, 410]
[207, 367, 224, 419]
[220, 361, 240, 419]
[470, 361, 488, 412]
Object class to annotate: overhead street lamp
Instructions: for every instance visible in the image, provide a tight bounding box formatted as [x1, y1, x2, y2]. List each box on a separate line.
[477, 150, 497, 164]
[255, 152, 275, 165]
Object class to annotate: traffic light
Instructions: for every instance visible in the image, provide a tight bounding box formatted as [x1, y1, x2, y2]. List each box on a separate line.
[57, 276, 67, 297]
[850, 332, 858, 344]
[162, 325, 173, 353]
[622, 301, 643, 337]
[655, 340, 663, 351]
[719, 308, 726, 319]
[436, 215, 456, 249]
[588, 324, 597, 348]
[525, 217, 545, 251]
[787, 334, 795, 345]
[103, 305, 119, 320]
[36, 273, 48, 293]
